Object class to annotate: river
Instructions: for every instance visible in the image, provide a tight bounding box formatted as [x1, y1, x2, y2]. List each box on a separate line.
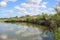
[0, 22, 54, 40]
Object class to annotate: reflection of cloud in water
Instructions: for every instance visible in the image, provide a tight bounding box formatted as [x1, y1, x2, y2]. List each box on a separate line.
[0, 22, 44, 40]
[15, 26, 42, 37]
[0, 34, 7, 39]
[15, 30, 25, 34]
[0, 23, 9, 27]
[2, 28, 14, 31]
[7, 38, 17, 40]
[21, 32, 41, 37]
[42, 32, 54, 40]
[2, 24, 8, 27]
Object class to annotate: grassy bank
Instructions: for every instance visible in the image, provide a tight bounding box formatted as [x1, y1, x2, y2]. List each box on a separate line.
[4, 13, 60, 26]
[54, 27, 60, 40]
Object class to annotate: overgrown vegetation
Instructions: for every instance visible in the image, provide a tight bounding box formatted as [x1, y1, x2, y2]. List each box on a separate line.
[3, 12, 59, 27]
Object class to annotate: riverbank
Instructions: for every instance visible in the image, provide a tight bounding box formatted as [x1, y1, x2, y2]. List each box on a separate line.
[54, 27, 60, 40]
[4, 15, 56, 29]
[0, 13, 60, 28]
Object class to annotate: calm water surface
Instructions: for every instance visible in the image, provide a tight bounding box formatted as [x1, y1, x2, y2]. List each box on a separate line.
[0, 22, 54, 40]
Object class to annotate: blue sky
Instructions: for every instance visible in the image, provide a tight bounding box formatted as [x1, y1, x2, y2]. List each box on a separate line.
[0, 0, 57, 18]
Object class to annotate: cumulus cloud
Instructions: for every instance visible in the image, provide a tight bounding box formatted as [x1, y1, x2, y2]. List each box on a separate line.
[42, 2, 47, 5]
[14, 0, 47, 15]
[15, 6, 25, 10]
[2, 28, 14, 31]
[0, 0, 48, 16]
[3, 0, 17, 2]
[41, 10, 48, 13]
[0, 1, 7, 7]
[0, 0, 17, 7]
[8, 0, 17, 2]
[5, 10, 13, 13]
[41, 5, 46, 8]
[26, 0, 42, 4]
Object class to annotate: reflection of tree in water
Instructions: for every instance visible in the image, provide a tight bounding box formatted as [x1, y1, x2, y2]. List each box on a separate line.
[42, 27, 55, 40]
[4, 22, 56, 40]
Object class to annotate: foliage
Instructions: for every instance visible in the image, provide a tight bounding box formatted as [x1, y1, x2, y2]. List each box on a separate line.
[55, 27, 60, 40]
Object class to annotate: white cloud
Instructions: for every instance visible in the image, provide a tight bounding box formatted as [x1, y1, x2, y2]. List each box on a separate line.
[8, 0, 17, 2]
[41, 5, 46, 8]
[42, 2, 47, 5]
[42, 10, 48, 13]
[26, 0, 42, 4]
[21, 11, 30, 15]
[49, 8, 54, 11]
[0, 1, 7, 7]
[40, 2, 47, 8]
[48, 8, 56, 14]
[15, 6, 25, 10]
[20, 0, 47, 9]
[14, 6, 20, 10]
[14, 0, 48, 15]
[0, 0, 17, 7]
[21, 3, 33, 8]
[3, 0, 17, 2]
[5, 10, 13, 13]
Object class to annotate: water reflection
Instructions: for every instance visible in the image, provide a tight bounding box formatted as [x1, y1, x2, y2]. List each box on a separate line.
[42, 31, 54, 40]
[0, 22, 54, 40]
